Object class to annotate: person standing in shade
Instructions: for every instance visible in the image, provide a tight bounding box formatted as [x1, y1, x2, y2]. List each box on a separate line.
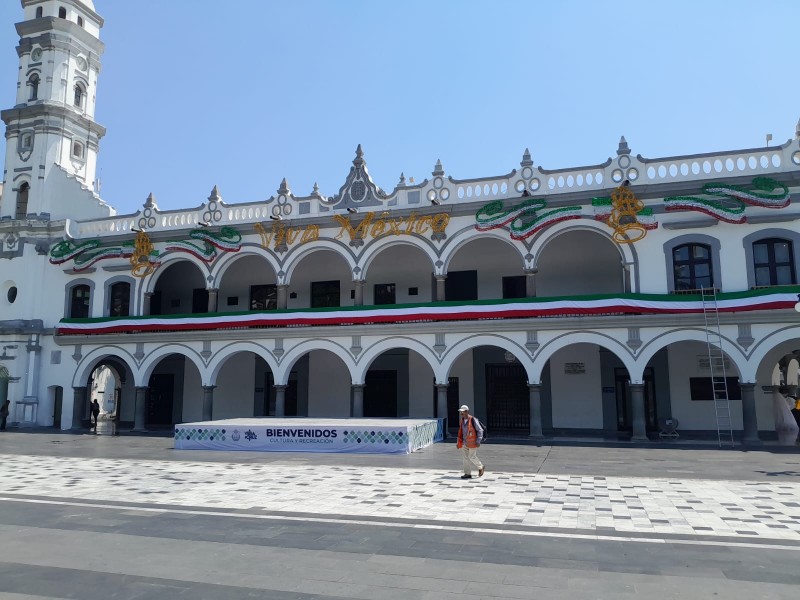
[90, 399, 100, 430]
[0, 400, 10, 431]
[456, 404, 484, 479]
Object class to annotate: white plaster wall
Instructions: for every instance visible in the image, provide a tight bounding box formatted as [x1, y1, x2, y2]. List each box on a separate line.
[448, 238, 523, 300]
[307, 350, 351, 416]
[450, 351, 474, 410]
[408, 351, 434, 417]
[218, 255, 276, 312]
[213, 356, 256, 419]
[666, 342, 744, 430]
[366, 245, 434, 304]
[549, 344, 604, 428]
[287, 252, 352, 310]
[182, 364, 203, 423]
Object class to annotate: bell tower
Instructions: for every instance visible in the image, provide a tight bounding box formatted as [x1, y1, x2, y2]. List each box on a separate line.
[1, 0, 111, 220]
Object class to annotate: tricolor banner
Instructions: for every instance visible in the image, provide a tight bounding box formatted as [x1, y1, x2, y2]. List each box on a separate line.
[56, 288, 799, 336]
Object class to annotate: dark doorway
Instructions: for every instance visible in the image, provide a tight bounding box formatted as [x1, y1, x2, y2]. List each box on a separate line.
[444, 270, 478, 301]
[52, 386, 63, 428]
[266, 372, 298, 416]
[147, 374, 175, 426]
[615, 367, 657, 432]
[192, 288, 209, 313]
[364, 370, 398, 417]
[486, 364, 529, 431]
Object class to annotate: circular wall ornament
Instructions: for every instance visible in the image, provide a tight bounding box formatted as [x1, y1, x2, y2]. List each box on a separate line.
[627, 168, 639, 181]
[611, 169, 624, 183]
[515, 180, 526, 193]
[440, 188, 450, 200]
[792, 151, 800, 165]
[521, 167, 533, 179]
[31, 48, 42, 62]
[427, 190, 437, 202]
[433, 177, 444, 189]
[7, 286, 17, 304]
[76, 56, 88, 71]
[529, 178, 540, 191]
[618, 155, 631, 168]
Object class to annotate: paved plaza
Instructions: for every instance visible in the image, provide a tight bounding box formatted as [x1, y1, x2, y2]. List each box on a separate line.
[0, 431, 799, 599]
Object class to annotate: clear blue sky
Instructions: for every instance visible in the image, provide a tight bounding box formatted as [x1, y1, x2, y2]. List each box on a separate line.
[1, 1, 798, 215]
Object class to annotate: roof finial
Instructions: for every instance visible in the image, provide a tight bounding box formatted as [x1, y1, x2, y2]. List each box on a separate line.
[311, 182, 320, 197]
[520, 148, 533, 167]
[278, 178, 290, 195]
[617, 136, 631, 156]
[398, 172, 406, 186]
[208, 185, 220, 202]
[796, 118, 800, 139]
[432, 159, 444, 176]
[353, 144, 365, 166]
[144, 192, 157, 209]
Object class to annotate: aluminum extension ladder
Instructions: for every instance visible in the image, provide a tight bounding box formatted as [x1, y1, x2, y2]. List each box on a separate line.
[700, 288, 734, 447]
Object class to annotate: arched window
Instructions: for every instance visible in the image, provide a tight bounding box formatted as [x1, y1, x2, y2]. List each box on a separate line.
[15, 182, 30, 218]
[73, 83, 84, 108]
[753, 238, 796, 286]
[58, 7, 67, 19]
[28, 74, 39, 101]
[109, 282, 130, 317]
[672, 243, 713, 291]
[36, 7, 43, 18]
[77, 16, 84, 27]
[72, 141, 84, 159]
[70, 284, 91, 318]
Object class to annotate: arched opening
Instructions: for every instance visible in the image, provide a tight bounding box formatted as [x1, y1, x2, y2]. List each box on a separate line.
[446, 237, 523, 301]
[58, 7, 67, 19]
[276, 349, 353, 417]
[288, 249, 352, 309]
[212, 351, 275, 419]
[150, 260, 207, 315]
[217, 255, 277, 312]
[673, 243, 713, 291]
[48, 385, 63, 429]
[88, 363, 126, 434]
[537, 230, 624, 296]
[446, 345, 529, 435]
[77, 16, 84, 27]
[362, 348, 436, 418]
[109, 281, 130, 317]
[69, 283, 90, 318]
[364, 244, 435, 304]
[146, 353, 201, 427]
[755, 341, 800, 445]
[753, 238, 796, 286]
[36, 7, 43, 18]
[28, 74, 39, 101]
[73, 83, 85, 108]
[15, 182, 30, 219]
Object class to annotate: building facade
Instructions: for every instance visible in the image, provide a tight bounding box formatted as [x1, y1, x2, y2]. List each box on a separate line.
[2, 0, 800, 443]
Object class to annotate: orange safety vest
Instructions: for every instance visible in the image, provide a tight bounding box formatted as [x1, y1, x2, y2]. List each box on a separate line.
[456, 416, 480, 449]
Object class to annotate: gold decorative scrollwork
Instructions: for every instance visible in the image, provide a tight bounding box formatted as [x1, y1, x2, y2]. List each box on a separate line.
[130, 230, 156, 277]
[607, 186, 647, 244]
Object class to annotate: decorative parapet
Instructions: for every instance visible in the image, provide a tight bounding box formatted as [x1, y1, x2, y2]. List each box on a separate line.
[65, 134, 800, 240]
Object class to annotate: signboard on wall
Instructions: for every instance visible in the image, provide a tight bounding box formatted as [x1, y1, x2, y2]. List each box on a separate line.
[564, 362, 586, 375]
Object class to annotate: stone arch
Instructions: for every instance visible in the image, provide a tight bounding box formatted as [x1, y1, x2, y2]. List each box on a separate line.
[354, 336, 441, 384]
[209, 245, 280, 289]
[532, 331, 637, 383]
[442, 334, 534, 384]
[282, 240, 357, 284]
[72, 346, 138, 388]
[440, 227, 527, 275]
[206, 341, 279, 385]
[143, 253, 212, 295]
[743, 325, 800, 383]
[528, 219, 633, 268]
[359, 237, 437, 281]
[635, 328, 746, 382]
[137, 344, 206, 386]
[274, 339, 357, 386]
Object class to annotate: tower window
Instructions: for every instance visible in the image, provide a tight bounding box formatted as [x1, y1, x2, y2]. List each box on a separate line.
[20, 133, 33, 150]
[77, 16, 84, 27]
[72, 141, 84, 159]
[58, 7, 67, 19]
[73, 83, 85, 108]
[15, 182, 30, 219]
[36, 7, 43, 18]
[28, 74, 39, 101]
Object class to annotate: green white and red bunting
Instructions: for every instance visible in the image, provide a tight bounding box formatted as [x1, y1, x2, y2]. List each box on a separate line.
[56, 289, 799, 335]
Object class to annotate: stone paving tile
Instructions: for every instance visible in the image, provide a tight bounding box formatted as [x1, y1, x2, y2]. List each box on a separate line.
[1, 452, 800, 543]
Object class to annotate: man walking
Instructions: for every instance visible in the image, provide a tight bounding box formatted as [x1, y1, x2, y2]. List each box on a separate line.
[456, 405, 484, 479]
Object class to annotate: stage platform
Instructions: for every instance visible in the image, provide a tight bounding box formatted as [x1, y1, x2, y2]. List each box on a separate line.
[174, 418, 444, 454]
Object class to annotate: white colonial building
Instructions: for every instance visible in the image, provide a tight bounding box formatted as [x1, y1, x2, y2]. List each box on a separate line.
[2, 0, 800, 445]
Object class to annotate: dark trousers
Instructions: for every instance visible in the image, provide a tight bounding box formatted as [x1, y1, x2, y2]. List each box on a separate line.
[0, 416, 7, 430]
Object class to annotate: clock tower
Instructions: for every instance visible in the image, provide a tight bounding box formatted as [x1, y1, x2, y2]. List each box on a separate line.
[0, 0, 112, 221]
